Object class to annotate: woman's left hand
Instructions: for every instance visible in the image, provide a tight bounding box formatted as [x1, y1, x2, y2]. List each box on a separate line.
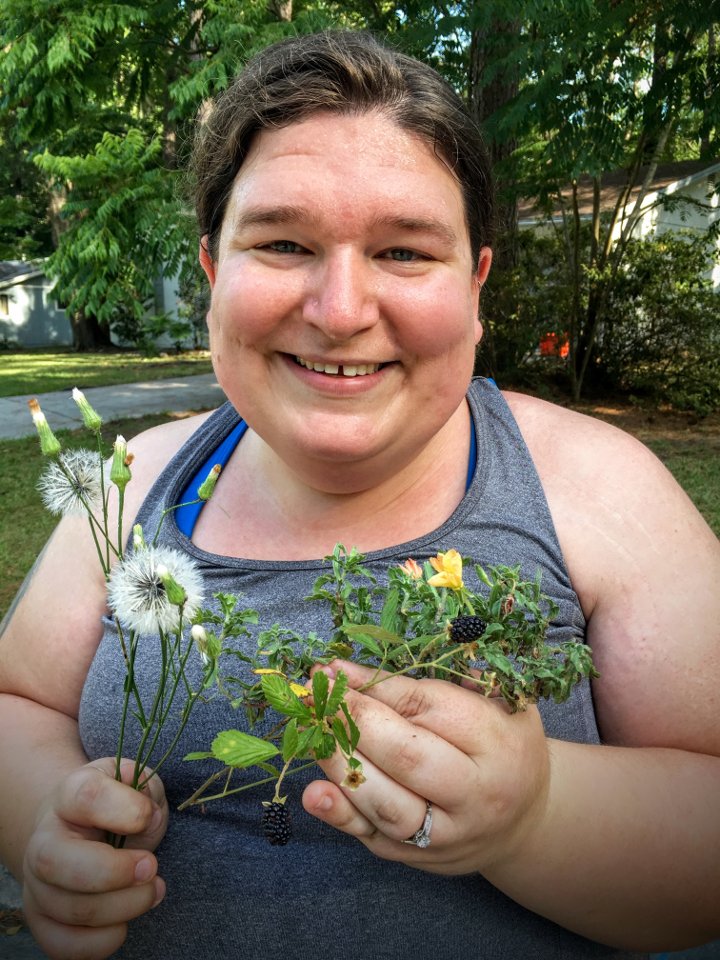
[302, 660, 551, 875]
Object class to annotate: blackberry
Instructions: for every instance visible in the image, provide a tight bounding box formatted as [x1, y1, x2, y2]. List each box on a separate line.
[261, 800, 292, 845]
[449, 615, 487, 642]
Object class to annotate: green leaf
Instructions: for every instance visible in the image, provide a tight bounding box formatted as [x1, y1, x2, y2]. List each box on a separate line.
[332, 716, 351, 754]
[325, 670, 349, 717]
[261, 674, 313, 720]
[380, 587, 400, 632]
[183, 751, 213, 761]
[312, 669, 329, 720]
[341, 701, 361, 752]
[210, 730, 279, 769]
[282, 718, 299, 762]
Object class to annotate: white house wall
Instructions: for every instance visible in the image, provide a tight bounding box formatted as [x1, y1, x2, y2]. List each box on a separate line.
[0, 277, 72, 347]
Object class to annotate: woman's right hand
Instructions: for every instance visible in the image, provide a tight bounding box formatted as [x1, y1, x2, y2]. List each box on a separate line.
[21, 758, 169, 960]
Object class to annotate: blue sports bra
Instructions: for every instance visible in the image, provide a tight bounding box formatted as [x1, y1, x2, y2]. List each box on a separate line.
[175, 415, 477, 538]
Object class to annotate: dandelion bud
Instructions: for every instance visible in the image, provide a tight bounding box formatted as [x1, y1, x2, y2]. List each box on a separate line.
[157, 564, 187, 607]
[191, 624, 209, 662]
[110, 435, 132, 491]
[132, 523, 147, 551]
[197, 464, 221, 501]
[71, 387, 102, 432]
[28, 399, 61, 458]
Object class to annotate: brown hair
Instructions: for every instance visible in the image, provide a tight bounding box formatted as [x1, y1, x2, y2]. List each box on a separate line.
[191, 30, 494, 263]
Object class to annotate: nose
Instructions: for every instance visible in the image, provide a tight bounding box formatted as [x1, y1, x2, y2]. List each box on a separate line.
[302, 250, 378, 341]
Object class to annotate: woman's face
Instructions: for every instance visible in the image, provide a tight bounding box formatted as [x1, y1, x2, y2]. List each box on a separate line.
[200, 111, 490, 490]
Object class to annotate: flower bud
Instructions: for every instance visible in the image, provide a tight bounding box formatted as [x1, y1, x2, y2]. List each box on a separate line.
[132, 523, 146, 551]
[157, 564, 187, 607]
[400, 558, 423, 580]
[110, 435, 132, 491]
[28, 398, 61, 458]
[197, 464, 221, 501]
[71, 387, 102, 432]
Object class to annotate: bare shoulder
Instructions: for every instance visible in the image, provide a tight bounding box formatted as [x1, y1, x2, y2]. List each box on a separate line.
[503, 390, 720, 752]
[0, 409, 216, 718]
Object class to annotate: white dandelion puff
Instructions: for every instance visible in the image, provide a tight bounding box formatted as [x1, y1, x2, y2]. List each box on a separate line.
[37, 449, 103, 516]
[108, 546, 204, 635]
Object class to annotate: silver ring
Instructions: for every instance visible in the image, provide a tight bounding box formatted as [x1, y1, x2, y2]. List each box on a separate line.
[401, 801, 433, 848]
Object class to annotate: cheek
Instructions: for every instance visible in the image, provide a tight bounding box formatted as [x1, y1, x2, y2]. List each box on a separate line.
[397, 281, 478, 356]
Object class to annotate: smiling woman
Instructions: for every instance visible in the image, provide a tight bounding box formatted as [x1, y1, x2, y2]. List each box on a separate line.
[0, 29, 719, 960]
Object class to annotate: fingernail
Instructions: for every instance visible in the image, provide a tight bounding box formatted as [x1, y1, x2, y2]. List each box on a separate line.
[135, 857, 154, 883]
[149, 804, 164, 833]
[317, 664, 336, 679]
[316, 795, 333, 812]
[151, 877, 166, 909]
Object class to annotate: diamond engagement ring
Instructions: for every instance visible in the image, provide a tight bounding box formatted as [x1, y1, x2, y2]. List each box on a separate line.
[401, 800, 433, 848]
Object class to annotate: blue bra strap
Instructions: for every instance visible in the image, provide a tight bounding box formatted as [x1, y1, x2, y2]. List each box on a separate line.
[174, 419, 248, 537]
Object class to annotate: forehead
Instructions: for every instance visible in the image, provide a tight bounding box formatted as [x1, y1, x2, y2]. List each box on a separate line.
[221, 111, 469, 242]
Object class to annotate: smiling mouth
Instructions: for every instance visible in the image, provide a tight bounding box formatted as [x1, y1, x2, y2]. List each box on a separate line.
[294, 356, 383, 377]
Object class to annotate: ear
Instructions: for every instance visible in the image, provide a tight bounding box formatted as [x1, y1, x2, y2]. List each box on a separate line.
[476, 246, 492, 288]
[473, 247, 493, 346]
[199, 236, 216, 288]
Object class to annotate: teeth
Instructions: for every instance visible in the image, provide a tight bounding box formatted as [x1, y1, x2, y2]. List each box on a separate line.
[295, 357, 380, 377]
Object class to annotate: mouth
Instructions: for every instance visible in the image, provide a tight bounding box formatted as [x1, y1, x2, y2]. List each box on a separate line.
[293, 356, 384, 377]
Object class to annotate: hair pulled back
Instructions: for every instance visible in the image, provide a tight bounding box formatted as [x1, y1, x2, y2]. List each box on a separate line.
[191, 30, 494, 263]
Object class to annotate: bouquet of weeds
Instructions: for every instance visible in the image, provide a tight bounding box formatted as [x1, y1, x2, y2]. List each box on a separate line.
[29, 391, 597, 848]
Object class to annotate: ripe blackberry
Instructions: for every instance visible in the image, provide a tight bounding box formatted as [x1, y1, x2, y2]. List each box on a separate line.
[449, 615, 487, 643]
[261, 800, 292, 846]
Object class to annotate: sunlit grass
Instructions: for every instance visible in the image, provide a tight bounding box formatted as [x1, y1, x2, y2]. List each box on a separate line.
[0, 348, 212, 397]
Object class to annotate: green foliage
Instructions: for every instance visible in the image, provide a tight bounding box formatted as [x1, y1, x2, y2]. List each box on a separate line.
[598, 233, 720, 414]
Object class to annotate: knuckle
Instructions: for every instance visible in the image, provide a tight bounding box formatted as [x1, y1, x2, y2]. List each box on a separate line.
[372, 796, 407, 833]
[29, 835, 60, 885]
[387, 738, 423, 777]
[66, 769, 105, 817]
[393, 683, 434, 721]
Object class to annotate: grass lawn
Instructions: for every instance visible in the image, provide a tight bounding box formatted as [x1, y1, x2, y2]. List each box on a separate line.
[0, 404, 718, 623]
[0, 348, 212, 397]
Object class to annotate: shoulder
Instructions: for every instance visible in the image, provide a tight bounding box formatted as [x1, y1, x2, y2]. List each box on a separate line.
[503, 390, 720, 752]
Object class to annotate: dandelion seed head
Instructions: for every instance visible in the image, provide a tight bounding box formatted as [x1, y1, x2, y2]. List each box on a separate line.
[108, 547, 204, 635]
[37, 449, 103, 516]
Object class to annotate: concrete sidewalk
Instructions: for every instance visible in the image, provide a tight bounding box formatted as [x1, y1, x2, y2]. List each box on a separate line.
[0, 372, 226, 440]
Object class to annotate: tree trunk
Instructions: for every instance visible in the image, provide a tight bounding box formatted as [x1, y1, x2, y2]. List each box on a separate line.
[268, 0, 292, 21]
[71, 311, 112, 351]
[468, 13, 520, 272]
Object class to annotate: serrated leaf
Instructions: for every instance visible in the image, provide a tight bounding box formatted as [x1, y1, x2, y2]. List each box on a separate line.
[325, 670, 349, 717]
[341, 701, 360, 752]
[282, 718, 299, 762]
[210, 730, 279, 769]
[380, 587, 400, 632]
[312, 669, 329, 720]
[261, 674, 313, 720]
[332, 716, 351, 754]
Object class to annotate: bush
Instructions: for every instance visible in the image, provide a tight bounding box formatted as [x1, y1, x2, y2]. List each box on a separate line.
[597, 233, 720, 415]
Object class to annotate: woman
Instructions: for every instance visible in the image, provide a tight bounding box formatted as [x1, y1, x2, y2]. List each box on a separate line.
[0, 30, 718, 960]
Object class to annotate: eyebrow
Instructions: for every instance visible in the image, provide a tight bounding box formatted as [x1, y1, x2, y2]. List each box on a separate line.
[230, 206, 459, 247]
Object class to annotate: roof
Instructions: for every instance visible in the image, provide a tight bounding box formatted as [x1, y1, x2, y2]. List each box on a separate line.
[0, 260, 46, 289]
[517, 160, 720, 223]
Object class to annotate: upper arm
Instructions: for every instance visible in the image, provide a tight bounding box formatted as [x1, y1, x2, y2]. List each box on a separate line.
[508, 393, 720, 756]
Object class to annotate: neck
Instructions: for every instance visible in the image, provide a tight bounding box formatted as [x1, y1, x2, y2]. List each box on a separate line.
[195, 401, 474, 560]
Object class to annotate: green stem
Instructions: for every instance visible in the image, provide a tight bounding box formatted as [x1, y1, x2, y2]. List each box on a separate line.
[152, 499, 201, 547]
[180, 760, 318, 809]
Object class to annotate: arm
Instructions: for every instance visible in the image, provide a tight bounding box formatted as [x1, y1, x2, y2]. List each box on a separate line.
[302, 403, 720, 951]
[0, 414, 207, 959]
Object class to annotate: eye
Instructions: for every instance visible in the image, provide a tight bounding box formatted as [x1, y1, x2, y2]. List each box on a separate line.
[259, 240, 307, 254]
[380, 248, 428, 263]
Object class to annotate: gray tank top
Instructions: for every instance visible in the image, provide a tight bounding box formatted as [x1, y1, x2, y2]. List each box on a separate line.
[79, 379, 645, 960]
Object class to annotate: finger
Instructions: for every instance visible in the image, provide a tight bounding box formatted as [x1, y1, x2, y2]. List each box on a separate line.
[27, 831, 160, 894]
[54, 764, 159, 838]
[334, 685, 475, 808]
[25, 911, 129, 960]
[302, 778, 439, 864]
[321, 660, 508, 754]
[28, 873, 165, 929]
[316, 743, 433, 842]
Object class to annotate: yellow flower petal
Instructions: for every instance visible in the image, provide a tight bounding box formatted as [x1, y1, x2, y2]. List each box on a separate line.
[252, 668, 284, 676]
[289, 683, 311, 698]
[427, 549, 464, 590]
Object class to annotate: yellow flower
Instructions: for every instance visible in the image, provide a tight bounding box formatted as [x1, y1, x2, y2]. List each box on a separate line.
[427, 549, 464, 590]
[252, 668, 284, 676]
[341, 768, 367, 790]
[289, 682, 311, 699]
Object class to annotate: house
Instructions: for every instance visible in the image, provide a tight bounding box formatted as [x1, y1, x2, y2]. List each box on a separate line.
[517, 160, 720, 289]
[0, 260, 72, 347]
[0, 260, 189, 349]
